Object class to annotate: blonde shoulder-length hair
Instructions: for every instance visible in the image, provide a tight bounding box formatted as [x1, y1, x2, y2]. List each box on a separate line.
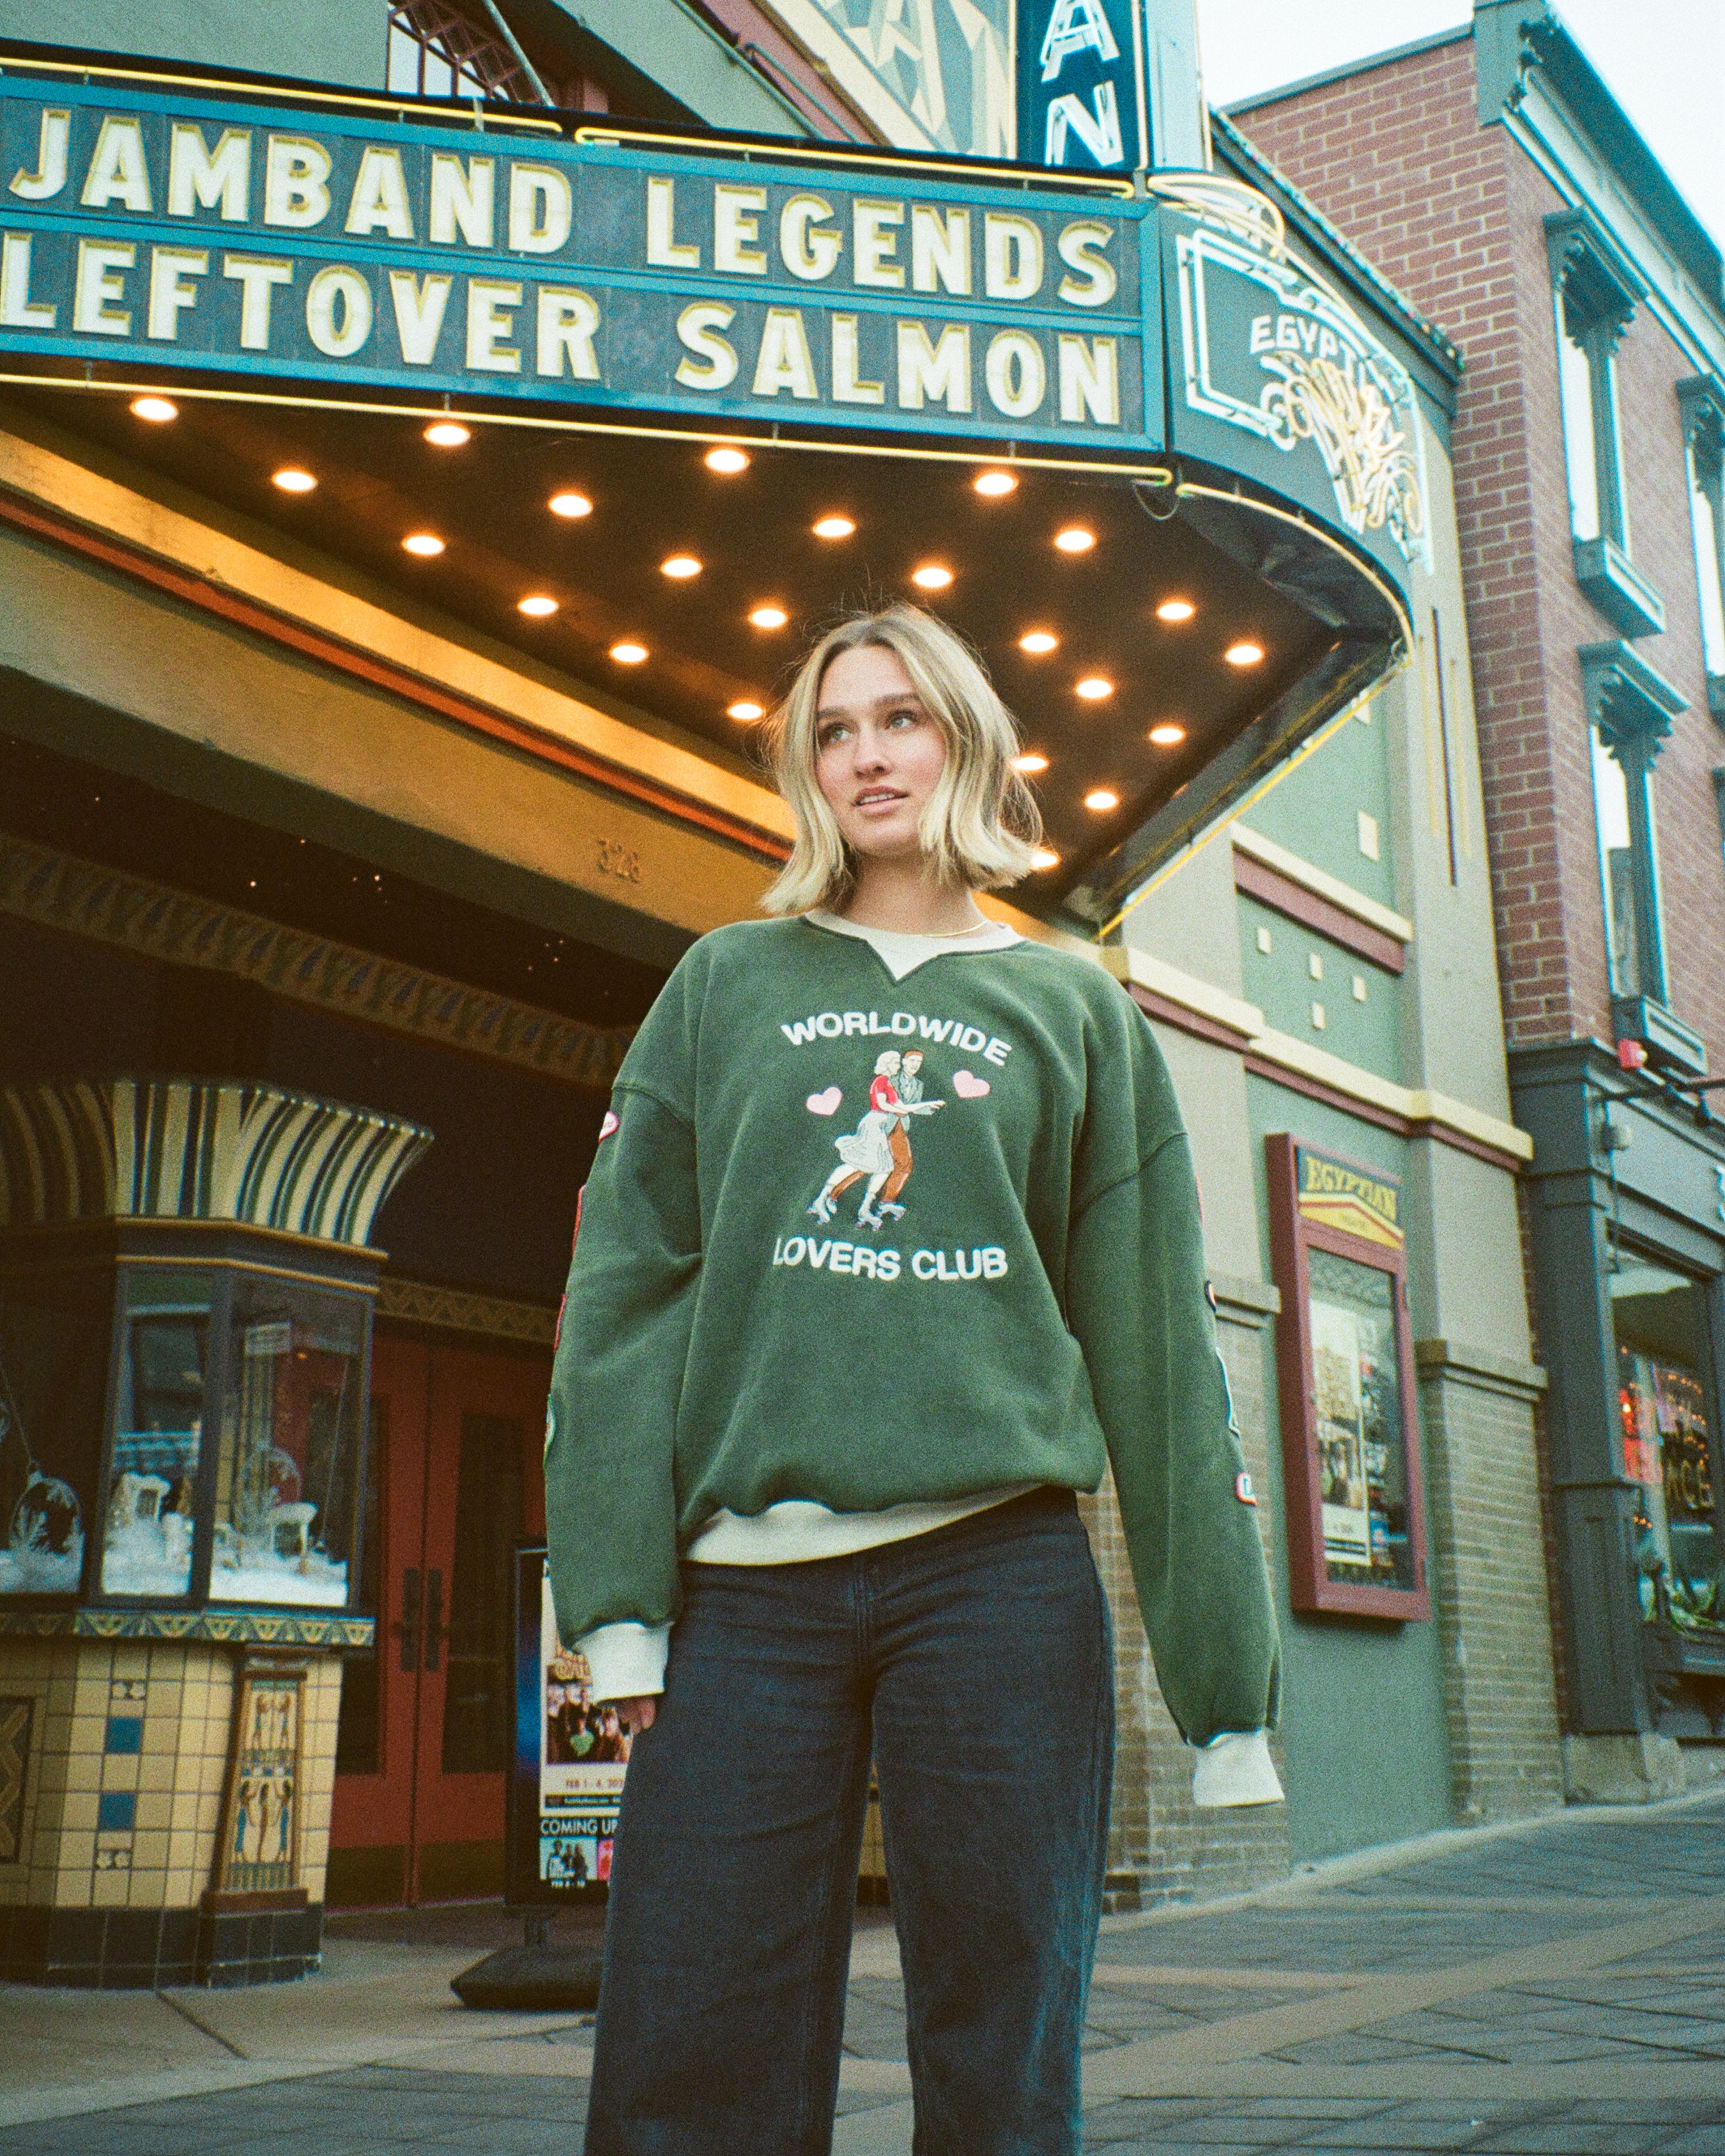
[758, 604, 1042, 916]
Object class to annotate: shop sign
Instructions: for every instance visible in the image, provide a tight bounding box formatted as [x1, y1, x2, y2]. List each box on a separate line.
[0, 74, 1158, 452]
[509, 1546, 624, 1902]
[1294, 1147, 1403, 1252]
[1169, 224, 1430, 591]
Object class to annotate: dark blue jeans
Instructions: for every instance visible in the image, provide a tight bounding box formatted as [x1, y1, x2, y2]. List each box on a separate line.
[584, 1486, 1112, 2156]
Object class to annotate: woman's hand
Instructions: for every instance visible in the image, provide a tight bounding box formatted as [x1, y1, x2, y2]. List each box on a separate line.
[612, 1695, 658, 1732]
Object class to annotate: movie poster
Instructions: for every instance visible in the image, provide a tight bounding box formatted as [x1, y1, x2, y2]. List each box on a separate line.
[1311, 1296, 1372, 1569]
[534, 1557, 627, 1892]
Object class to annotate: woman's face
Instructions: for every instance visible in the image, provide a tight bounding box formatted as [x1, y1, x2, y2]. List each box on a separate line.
[814, 643, 948, 863]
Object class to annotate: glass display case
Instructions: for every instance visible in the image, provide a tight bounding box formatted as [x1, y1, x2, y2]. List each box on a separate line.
[0, 1263, 109, 1599]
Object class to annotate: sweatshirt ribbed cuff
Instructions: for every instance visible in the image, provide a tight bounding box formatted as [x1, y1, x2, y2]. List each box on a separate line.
[1191, 1728, 1284, 1808]
[578, 1621, 670, 1703]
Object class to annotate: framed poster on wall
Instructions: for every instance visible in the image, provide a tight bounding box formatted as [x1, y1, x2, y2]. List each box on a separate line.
[1266, 1137, 1430, 1620]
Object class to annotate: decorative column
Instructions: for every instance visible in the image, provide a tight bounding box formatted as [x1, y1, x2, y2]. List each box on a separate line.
[0, 1078, 430, 1986]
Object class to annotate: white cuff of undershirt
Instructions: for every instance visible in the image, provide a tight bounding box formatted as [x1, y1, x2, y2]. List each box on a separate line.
[1191, 1728, 1285, 1808]
[577, 1621, 670, 1704]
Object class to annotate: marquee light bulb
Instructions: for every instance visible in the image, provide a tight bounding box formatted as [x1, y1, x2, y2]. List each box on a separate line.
[518, 594, 558, 617]
[1018, 631, 1057, 655]
[1226, 640, 1266, 667]
[911, 563, 953, 590]
[130, 395, 178, 422]
[424, 420, 471, 447]
[1010, 753, 1049, 773]
[728, 700, 765, 721]
[272, 468, 316, 493]
[1074, 675, 1113, 700]
[974, 470, 1017, 496]
[548, 491, 592, 518]
[749, 605, 789, 630]
[1156, 597, 1196, 622]
[401, 532, 445, 557]
[611, 640, 648, 664]
[813, 515, 856, 539]
[1084, 789, 1120, 813]
[661, 555, 703, 578]
[1149, 722, 1187, 747]
[1032, 848, 1061, 871]
[1054, 526, 1095, 553]
[705, 446, 750, 474]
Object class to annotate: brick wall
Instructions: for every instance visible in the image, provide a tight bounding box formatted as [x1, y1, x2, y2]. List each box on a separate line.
[1416, 1355, 1564, 1819]
[1236, 37, 1725, 1070]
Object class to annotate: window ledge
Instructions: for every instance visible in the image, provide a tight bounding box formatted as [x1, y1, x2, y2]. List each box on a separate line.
[1574, 537, 1666, 639]
[1611, 994, 1708, 1078]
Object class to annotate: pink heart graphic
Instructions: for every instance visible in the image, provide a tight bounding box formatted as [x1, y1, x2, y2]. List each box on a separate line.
[599, 1111, 619, 1141]
[806, 1086, 843, 1116]
[952, 1070, 990, 1099]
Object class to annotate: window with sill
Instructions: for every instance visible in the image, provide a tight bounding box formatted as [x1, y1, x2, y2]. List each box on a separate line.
[1678, 380, 1725, 714]
[1580, 640, 1687, 1015]
[1547, 214, 1664, 639]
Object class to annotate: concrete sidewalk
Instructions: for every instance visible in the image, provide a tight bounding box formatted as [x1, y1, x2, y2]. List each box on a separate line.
[1, 1789, 1724, 2153]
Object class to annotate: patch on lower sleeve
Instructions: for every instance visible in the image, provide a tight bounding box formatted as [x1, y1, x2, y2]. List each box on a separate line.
[1235, 1471, 1257, 1507]
[599, 1109, 619, 1141]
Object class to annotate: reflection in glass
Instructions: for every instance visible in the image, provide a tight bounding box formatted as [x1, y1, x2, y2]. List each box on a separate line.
[0, 1275, 105, 1596]
[210, 1281, 363, 1608]
[1612, 1258, 1724, 1631]
[1308, 1248, 1415, 1590]
[1590, 728, 1641, 996]
[102, 1270, 210, 1598]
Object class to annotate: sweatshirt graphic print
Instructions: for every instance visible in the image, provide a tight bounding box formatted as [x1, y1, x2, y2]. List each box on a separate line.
[544, 916, 1280, 1748]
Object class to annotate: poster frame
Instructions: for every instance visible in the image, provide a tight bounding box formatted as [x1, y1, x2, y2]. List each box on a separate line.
[507, 1541, 616, 1907]
[1266, 1133, 1430, 1621]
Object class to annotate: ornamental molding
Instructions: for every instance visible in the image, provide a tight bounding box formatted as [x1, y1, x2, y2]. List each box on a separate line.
[0, 1607, 376, 1645]
[0, 833, 634, 1091]
[376, 1276, 558, 1344]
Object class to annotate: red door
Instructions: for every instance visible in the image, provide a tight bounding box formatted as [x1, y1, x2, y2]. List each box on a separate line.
[329, 1334, 549, 1906]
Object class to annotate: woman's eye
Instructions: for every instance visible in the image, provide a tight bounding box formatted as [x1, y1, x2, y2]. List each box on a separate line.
[887, 708, 920, 729]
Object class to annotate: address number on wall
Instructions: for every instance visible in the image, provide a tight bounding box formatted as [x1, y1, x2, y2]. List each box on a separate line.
[597, 840, 642, 884]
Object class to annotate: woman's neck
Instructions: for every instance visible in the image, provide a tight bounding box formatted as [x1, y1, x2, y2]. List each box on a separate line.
[836, 858, 990, 937]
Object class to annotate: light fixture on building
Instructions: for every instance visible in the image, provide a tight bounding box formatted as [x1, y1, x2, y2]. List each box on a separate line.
[1054, 526, 1094, 553]
[402, 532, 445, 557]
[1018, 631, 1058, 655]
[424, 420, 471, 447]
[1084, 789, 1120, 813]
[813, 515, 856, 539]
[749, 605, 789, 629]
[518, 594, 558, 617]
[130, 395, 177, 422]
[1156, 598, 1196, 622]
[911, 564, 953, 590]
[1032, 847, 1060, 870]
[661, 555, 703, 578]
[1010, 753, 1049, 773]
[1074, 675, 1113, 700]
[271, 468, 316, 494]
[728, 700, 765, 721]
[974, 470, 1017, 497]
[705, 446, 750, 474]
[611, 640, 648, 664]
[1149, 722, 1187, 747]
[1225, 640, 1265, 666]
[549, 491, 592, 518]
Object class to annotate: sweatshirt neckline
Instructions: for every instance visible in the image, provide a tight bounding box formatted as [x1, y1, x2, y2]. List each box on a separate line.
[803, 908, 1022, 983]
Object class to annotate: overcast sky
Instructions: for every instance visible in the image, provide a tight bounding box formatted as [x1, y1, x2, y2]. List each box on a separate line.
[1196, 1, 1725, 252]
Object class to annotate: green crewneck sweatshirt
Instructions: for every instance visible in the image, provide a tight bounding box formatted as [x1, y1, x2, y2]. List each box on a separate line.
[544, 914, 1280, 1748]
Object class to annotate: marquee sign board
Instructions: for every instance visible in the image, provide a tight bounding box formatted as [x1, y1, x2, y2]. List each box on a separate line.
[0, 60, 1426, 607]
[1016, 0, 1148, 173]
[0, 74, 1158, 453]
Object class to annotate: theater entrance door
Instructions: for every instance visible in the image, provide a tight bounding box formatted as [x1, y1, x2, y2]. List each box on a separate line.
[328, 1333, 549, 1907]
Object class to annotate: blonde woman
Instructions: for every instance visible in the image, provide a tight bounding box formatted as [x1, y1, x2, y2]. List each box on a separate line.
[546, 603, 1282, 2156]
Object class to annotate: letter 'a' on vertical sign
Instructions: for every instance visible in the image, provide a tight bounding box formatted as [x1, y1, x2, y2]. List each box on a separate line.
[1016, 0, 1208, 173]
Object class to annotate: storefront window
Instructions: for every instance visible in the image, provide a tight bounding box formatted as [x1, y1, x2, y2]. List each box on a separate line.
[101, 1268, 212, 1599]
[0, 1270, 109, 1596]
[210, 1279, 365, 1608]
[1611, 1258, 1724, 1631]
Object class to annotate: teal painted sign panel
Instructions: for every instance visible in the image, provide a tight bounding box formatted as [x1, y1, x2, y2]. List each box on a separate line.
[0, 72, 1160, 452]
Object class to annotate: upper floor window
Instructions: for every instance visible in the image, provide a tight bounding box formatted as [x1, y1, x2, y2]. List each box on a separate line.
[1548, 215, 1664, 640]
[387, 2, 532, 102]
[1580, 641, 1688, 1011]
[1678, 380, 1725, 709]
